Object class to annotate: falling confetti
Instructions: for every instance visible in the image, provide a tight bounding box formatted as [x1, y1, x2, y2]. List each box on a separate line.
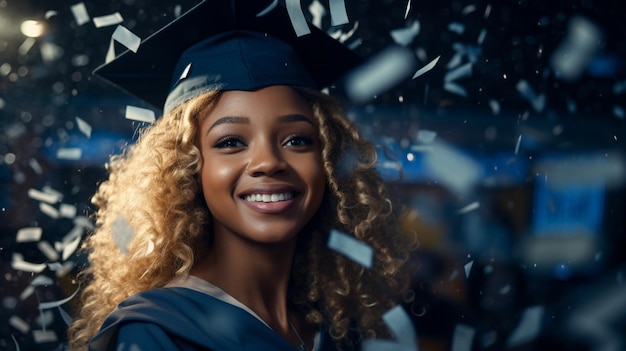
[70, 2, 90, 26]
[346, 46, 416, 103]
[451, 324, 476, 351]
[506, 306, 544, 347]
[327, 229, 373, 268]
[412, 55, 440, 79]
[550, 16, 603, 81]
[256, 0, 278, 17]
[125, 105, 156, 123]
[112, 214, 135, 254]
[285, 0, 310, 37]
[75, 116, 92, 138]
[93, 12, 124, 28]
[464, 261, 474, 278]
[329, 0, 349, 26]
[457, 201, 480, 214]
[390, 21, 420, 46]
[56, 148, 82, 160]
[16, 227, 43, 243]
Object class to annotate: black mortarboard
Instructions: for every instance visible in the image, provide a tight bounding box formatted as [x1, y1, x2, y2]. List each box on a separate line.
[94, 0, 362, 113]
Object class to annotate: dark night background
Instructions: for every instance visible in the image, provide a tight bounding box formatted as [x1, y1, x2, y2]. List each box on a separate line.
[1, 0, 625, 350]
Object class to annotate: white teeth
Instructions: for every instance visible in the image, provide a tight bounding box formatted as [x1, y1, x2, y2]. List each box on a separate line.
[245, 193, 294, 203]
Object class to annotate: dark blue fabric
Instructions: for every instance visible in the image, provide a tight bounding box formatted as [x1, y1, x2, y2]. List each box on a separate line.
[88, 287, 336, 351]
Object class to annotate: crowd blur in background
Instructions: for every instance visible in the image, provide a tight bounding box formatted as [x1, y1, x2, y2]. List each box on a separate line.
[1, 0, 625, 350]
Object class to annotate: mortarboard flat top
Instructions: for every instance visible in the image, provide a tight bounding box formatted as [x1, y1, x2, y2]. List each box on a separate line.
[94, 0, 362, 113]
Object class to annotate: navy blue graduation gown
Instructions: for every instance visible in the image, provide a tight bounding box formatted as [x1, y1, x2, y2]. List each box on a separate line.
[89, 287, 337, 351]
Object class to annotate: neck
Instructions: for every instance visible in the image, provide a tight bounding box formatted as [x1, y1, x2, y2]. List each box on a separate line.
[191, 233, 297, 329]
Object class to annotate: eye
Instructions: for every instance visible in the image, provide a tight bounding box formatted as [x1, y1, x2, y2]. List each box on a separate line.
[214, 136, 246, 149]
[284, 134, 315, 147]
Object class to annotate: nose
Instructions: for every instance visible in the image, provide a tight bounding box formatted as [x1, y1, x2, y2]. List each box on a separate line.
[246, 141, 288, 177]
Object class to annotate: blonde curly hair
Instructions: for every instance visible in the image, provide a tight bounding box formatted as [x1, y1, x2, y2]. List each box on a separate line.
[68, 87, 417, 350]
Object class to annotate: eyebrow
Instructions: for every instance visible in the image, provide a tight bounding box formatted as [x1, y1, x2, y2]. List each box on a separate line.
[207, 114, 314, 133]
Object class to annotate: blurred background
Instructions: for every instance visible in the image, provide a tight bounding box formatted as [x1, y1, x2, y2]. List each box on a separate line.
[1, 0, 624, 350]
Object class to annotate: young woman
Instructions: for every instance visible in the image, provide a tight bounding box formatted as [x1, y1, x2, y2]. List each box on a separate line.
[68, 1, 417, 350]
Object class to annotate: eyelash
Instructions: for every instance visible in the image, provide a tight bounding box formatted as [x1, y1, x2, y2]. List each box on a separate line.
[213, 133, 315, 149]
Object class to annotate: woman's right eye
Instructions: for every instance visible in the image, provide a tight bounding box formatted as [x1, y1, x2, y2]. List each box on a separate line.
[214, 136, 245, 149]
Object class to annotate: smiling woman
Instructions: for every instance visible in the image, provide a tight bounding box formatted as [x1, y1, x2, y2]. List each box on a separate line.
[66, 0, 417, 350]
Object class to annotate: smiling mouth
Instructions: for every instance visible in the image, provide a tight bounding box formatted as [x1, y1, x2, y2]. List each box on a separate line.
[243, 192, 296, 203]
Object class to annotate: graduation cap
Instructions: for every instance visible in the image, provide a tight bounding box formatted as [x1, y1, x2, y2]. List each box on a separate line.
[94, 0, 363, 113]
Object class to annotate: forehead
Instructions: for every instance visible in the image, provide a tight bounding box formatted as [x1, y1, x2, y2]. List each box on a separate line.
[203, 86, 314, 122]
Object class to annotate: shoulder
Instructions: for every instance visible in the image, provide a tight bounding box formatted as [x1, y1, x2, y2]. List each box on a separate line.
[88, 287, 245, 351]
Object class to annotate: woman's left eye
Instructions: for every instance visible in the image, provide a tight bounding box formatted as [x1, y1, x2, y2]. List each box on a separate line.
[284, 135, 313, 147]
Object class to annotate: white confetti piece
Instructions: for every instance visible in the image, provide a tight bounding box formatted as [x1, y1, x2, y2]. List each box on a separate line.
[11, 334, 21, 351]
[71, 54, 90, 67]
[56, 147, 82, 160]
[12, 254, 46, 273]
[29, 158, 43, 174]
[443, 81, 468, 97]
[93, 12, 123, 28]
[464, 260, 474, 278]
[40, 203, 60, 219]
[457, 201, 480, 214]
[40, 42, 64, 63]
[484, 4, 492, 18]
[179, 63, 192, 81]
[125, 105, 156, 123]
[19, 286, 35, 301]
[462, 4, 477, 15]
[112, 214, 135, 254]
[256, 0, 278, 17]
[477, 28, 487, 45]
[16, 227, 42, 243]
[327, 229, 373, 268]
[74, 215, 94, 229]
[417, 129, 437, 143]
[404, 0, 411, 19]
[75, 116, 92, 138]
[286, 0, 310, 37]
[346, 46, 416, 103]
[55, 262, 75, 278]
[613, 80, 626, 95]
[514, 135, 522, 155]
[516, 80, 546, 112]
[390, 21, 420, 47]
[445, 62, 472, 82]
[145, 239, 155, 255]
[424, 141, 481, 195]
[446, 52, 463, 70]
[31, 275, 54, 286]
[60, 203, 77, 218]
[448, 22, 465, 35]
[448, 269, 459, 281]
[62, 232, 82, 261]
[39, 285, 80, 310]
[28, 188, 60, 204]
[412, 55, 440, 79]
[499, 284, 512, 295]
[35, 310, 54, 328]
[70, 3, 90, 26]
[45, 10, 58, 19]
[47, 262, 64, 271]
[488, 99, 500, 115]
[37, 241, 59, 261]
[382, 305, 417, 346]
[112, 25, 141, 53]
[506, 306, 544, 347]
[550, 16, 602, 81]
[329, 0, 349, 26]
[613, 105, 625, 119]
[33, 330, 58, 344]
[452, 324, 476, 351]
[9, 315, 30, 334]
[308, 0, 326, 28]
[18, 37, 36, 55]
